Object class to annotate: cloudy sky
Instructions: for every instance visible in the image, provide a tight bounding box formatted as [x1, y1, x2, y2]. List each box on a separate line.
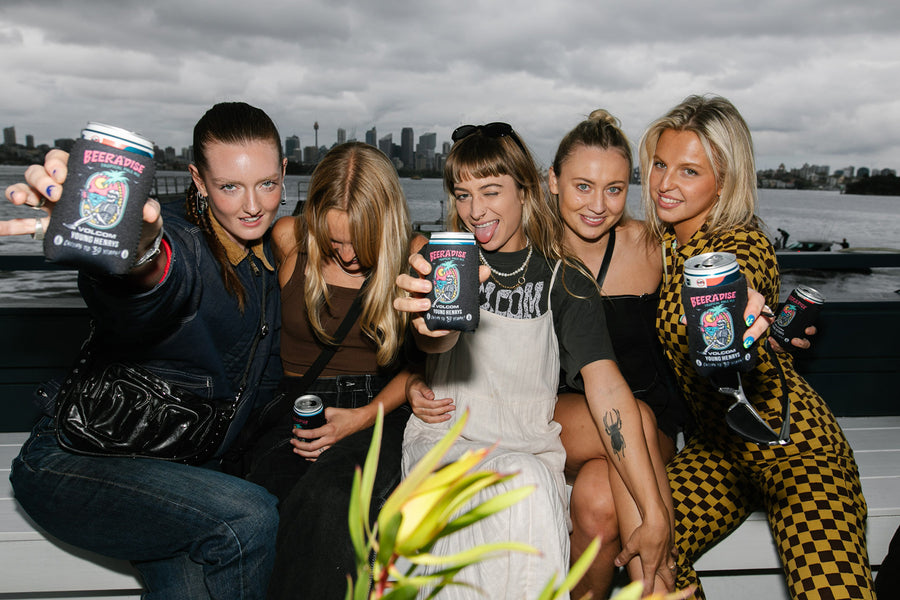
[2, 0, 899, 172]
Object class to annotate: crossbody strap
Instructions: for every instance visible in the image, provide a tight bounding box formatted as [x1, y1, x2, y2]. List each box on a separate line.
[256, 276, 368, 430]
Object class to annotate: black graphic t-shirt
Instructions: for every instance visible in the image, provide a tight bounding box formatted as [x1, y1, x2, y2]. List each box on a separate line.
[479, 247, 615, 391]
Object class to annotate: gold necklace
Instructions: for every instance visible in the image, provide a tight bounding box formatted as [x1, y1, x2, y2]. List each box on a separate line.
[479, 243, 533, 289]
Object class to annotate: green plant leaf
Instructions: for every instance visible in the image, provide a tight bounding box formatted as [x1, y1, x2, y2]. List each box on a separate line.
[440, 484, 535, 538]
[347, 467, 368, 564]
[358, 405, 384, 540]
[375, 511, 402, 567]
[406, 541, 537, 567]
[552, 537, 600, 600]
[379, 411, 470, 528]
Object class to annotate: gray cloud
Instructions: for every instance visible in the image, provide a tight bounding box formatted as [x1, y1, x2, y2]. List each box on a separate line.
[1, 0, 898, 170]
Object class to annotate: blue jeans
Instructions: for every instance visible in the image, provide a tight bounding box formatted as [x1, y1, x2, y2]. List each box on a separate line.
[10, 417, 279, 600]
[243, 375, 411, 600]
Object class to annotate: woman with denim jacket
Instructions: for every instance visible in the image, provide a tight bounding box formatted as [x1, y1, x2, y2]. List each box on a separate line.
[5, 102, 285, 599]
[239, 142, 425, 599]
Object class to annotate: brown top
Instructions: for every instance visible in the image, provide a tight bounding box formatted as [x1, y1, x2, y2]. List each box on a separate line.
[280, 254, 379, 376]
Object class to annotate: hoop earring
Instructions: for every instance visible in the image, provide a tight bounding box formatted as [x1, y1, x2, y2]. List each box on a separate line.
[196, 193, 208, 215]
[281, 184, 287, 206]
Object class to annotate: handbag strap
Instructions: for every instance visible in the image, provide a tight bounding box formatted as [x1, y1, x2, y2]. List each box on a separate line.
[256, 276, 368, 431]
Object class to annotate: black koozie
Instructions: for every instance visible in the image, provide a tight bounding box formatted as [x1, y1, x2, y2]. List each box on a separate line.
[771, 289, 823, 346]
[44, 138, 155, 274]
[421, 242, 479, 332]
[682, 273, 754, 377]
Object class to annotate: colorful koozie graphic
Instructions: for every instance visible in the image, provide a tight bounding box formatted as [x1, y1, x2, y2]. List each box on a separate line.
[432, 261, 461, 304]
[72, 171, 129, 230]
[700, 305, 735, 352]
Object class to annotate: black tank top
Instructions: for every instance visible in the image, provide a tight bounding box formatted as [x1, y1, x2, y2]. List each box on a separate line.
[563, 228, 690, 438]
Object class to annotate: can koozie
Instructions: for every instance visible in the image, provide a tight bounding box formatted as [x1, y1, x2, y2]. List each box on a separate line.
[422, 232, 479, 332]
[682, 252, 754, 376]
[771, 285, 825, 346]
[44, 137, 156, 274]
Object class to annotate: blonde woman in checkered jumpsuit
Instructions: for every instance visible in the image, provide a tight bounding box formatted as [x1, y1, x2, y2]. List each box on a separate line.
[639, 95, 875, 599]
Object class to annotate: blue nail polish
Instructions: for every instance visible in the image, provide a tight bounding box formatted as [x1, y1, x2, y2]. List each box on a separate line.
[745, 314, 755, 327]
[743, 336, 755, 349]
[46, 185, 55, 197]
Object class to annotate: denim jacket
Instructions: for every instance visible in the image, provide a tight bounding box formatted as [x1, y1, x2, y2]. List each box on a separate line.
[76, 204, 282, 455]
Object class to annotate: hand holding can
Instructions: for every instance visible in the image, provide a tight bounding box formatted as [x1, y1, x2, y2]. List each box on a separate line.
[44, 122, 156, 274]
[771, 285, 825, 348]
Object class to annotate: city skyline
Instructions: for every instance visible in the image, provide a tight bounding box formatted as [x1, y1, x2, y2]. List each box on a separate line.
[1, 1, 899, 173]
[2, 121, 895, 179]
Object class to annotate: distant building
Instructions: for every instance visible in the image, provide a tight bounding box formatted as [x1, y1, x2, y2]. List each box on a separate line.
[285, 135, 300, 161]
[365, 127, 377, 147]
[417, 132, 437, 170]
[2, 126, 15, 146]
[337, 128, 346, 145]
[25, 134, 34, 149]
[857, 167, 870, 178]
[442, 141, 452, 155]
[401, 127, 414, 169]
[379, 133, 393, 159]
[303, 145, 318, 164]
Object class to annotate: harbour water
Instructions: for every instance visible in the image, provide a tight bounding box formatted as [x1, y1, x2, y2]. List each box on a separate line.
[0, 165, 897, 302]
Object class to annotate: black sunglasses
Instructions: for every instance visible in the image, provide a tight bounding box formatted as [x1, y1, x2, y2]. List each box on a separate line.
[451, 122, 528, 155]
[718, 371, 791, 446]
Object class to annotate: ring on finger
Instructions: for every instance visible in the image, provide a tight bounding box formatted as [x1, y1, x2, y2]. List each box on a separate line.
[31, 218, 44, 241]
[31, 197, 46, 210]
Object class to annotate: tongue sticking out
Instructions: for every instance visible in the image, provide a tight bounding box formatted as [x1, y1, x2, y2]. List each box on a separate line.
[473, 221, 498, 245]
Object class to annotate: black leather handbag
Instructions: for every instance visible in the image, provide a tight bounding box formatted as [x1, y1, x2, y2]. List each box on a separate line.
[55, 360, 236, 465]
[55, 263, 270, 465]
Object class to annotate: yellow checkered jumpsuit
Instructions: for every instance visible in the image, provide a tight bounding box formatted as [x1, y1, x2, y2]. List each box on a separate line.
[657, 226, 875, 599]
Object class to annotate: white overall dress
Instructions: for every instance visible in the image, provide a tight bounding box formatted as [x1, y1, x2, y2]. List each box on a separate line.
[402, 262, 570, 599]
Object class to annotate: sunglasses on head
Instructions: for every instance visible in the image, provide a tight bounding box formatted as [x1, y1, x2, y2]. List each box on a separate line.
[451, 122, 528, 155]
[717, 371, 791, 446]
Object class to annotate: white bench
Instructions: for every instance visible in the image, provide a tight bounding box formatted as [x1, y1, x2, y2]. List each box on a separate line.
[692, 415, 899, 598]
[0, 433, 142, 599]
[2, 417, 898, 599]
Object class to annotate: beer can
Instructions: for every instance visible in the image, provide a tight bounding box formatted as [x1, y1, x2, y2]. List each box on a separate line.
[682, 252, 754, 376]
[82, 122, 155, 158]
[683, 251, 742, 288]
[292, 395, 326, 430]
[423, 231, 479, 332]
[771, 285, 825, 346]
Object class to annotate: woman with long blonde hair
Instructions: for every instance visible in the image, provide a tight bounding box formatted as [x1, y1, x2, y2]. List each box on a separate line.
[643, 94, 874, 598]
[242, 141, 425, 598]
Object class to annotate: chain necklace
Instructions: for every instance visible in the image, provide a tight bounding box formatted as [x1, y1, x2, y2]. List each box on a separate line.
[334, 257, 366, 278]
[479, 242, 533, 288]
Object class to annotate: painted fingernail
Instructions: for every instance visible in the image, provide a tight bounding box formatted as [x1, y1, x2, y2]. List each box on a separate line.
[745, 314, 756, 326]
[46, 185, 55, 197]
[743, 336, 755, 349]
